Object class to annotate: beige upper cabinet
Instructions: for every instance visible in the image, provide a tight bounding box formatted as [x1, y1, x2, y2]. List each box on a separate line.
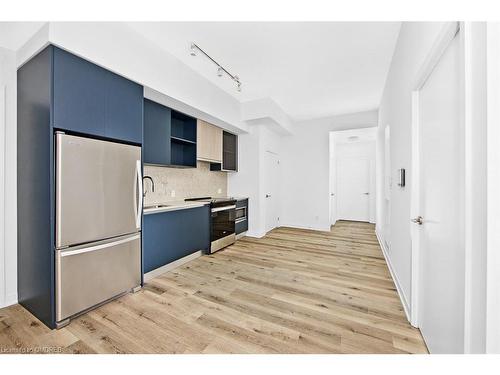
[197, 119, 223, 163]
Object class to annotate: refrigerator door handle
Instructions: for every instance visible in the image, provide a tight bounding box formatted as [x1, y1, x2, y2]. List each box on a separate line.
[60, 234, 141, 257]
[135, 160, 143, 229]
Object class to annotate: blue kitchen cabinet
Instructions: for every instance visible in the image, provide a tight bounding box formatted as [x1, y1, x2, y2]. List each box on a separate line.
[143, 99, 197, 167]
[143, 206, 210, 274]
[104, 70, 143, 144]
[143, 99, 171, 165]
[52, 47, 143, 144]
[52, 47, 106, 137]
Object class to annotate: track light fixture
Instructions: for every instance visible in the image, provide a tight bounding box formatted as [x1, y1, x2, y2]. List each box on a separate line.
[189, 42, 242, 92]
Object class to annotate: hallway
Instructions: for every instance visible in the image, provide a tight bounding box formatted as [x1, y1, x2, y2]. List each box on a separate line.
[0, 221, 427, 354]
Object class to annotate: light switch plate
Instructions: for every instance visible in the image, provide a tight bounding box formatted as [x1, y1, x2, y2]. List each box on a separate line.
[217, 188, 222, 194]
[170, 190, 176, 198]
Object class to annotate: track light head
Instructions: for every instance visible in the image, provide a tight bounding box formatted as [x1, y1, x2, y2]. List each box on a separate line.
[217, 67, 223, 77]
[237, 82, 242, 92]
[190, 43, 197, 56]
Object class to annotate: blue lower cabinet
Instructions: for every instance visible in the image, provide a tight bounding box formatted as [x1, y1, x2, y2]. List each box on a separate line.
[143, 206, 210, 274]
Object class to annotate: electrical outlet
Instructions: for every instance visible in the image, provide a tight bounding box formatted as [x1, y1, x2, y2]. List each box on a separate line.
[217, 188, 222, 194]
[170, 190, 176, 198]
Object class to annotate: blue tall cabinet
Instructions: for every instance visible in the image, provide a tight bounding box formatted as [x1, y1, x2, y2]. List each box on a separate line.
[17, 45, 144, 328]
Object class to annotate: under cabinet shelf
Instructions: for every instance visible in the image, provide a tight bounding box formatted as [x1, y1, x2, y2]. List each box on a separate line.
[171, 136, 197, 145]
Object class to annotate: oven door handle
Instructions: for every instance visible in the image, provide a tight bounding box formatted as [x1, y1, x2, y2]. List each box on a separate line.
[211, 205, 236, 213]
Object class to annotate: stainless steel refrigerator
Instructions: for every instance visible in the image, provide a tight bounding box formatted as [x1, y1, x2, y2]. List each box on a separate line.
[55, 132, 142, 326]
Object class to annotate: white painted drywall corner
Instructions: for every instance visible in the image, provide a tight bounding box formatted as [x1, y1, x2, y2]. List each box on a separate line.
[242, 98, 293, 135]
[0, 47, 18, 308]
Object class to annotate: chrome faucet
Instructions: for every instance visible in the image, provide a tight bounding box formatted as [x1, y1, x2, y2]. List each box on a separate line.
[143, 176, 155, 197]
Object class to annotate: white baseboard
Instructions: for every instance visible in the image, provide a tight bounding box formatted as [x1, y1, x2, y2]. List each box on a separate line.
[0, 292, 18, 309]
[143, 250, 203, 282]
[375, 229, 411, 323]
[280, 223, 331, 232]
[245, 230, 266, 238]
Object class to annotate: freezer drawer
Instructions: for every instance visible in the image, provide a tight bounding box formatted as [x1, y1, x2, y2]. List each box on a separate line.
[56, 133, 142, 248]
[56, 234, 141, 322]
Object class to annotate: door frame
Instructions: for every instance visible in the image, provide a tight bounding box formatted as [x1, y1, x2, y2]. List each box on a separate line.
[486, 22, 500, 354]
[410, 22, 487, 353]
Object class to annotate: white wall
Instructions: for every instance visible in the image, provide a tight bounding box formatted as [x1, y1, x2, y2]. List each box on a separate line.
[280, 110, 378, 231]
[0, 47, 17, 308]
[376, 22, 447, 316]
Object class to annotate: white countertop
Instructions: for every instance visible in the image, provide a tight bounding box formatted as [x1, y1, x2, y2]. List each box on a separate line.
[143, 200, 210, 215]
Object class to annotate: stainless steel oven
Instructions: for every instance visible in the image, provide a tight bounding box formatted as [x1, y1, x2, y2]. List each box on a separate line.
[210, 203, 236, 253]
[185, 197, 237, 253]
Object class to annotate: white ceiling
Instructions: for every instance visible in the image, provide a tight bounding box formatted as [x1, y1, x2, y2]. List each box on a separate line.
[127, 22, 401, 121]
[0, 22, 45, 50]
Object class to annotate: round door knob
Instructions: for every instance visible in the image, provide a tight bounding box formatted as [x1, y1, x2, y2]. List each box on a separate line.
[266, 194, 271, 198]
[411, 216, 423, 225]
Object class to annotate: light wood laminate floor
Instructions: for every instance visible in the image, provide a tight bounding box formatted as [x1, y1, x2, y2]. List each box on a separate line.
[0, 221, 428, 354]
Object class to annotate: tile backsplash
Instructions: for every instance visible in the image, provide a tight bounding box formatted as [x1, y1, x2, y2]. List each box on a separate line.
[143, 161, 227, 205]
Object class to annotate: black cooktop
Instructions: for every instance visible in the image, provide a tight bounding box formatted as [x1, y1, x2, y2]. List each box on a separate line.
[185, 196, 237, 207]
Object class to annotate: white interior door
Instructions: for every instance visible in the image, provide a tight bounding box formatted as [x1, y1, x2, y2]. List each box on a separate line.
[264, 151, 279, 232]
[337, 158, 370, 222]
[329, 156, 337, 225]
[416, 31, 465, 353]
